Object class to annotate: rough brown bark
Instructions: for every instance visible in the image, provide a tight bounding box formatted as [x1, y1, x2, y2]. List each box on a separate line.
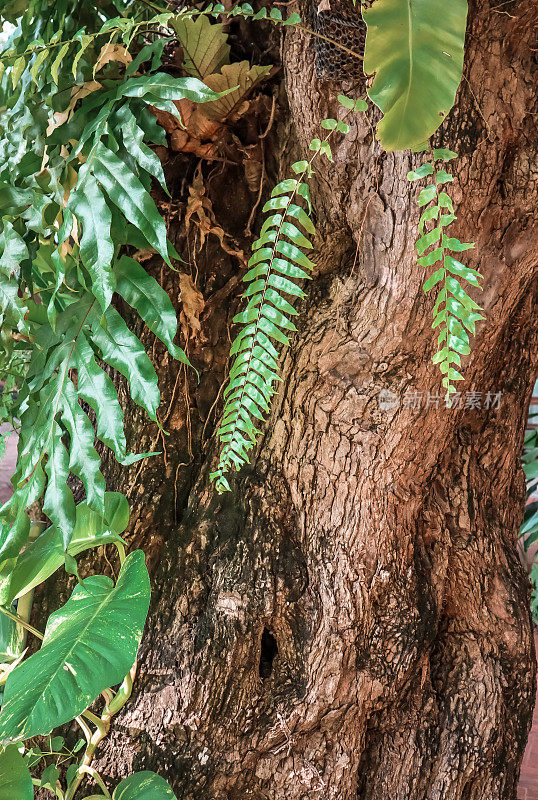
[51, 1, 537, 798]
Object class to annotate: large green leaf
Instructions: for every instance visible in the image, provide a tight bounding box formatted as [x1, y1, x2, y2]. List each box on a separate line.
[113, 105, 168, 194]
[59, 381, 106, 515]
[114, 771, 177, 800]
[0, 551, 150, 741]
[68, 171, 114, 311]
[118, 73, 222, 105]
[0, 493, 128, 605]
[88, 305, 160, 421]
[74, 333, 130, 463]
[114, 256, 188, 364]
[91, 143, 169, 263]
[363, 0, 468, 150]
[42, 422, 76, 551]
[0, 745, 33, 800]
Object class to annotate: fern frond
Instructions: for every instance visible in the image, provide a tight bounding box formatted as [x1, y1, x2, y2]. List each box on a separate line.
[408, 148, 483, 398]
[211, 98, 363, 493]
[210, 178, 315, 492]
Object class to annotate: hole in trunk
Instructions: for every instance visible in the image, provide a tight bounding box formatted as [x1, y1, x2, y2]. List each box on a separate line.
[259, 628, 278, 679]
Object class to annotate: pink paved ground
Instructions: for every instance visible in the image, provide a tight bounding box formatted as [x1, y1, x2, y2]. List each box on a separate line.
[0, 434, 536, 792]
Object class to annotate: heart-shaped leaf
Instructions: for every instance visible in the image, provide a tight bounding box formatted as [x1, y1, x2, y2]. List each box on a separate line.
[113, 771, 177, 800]
[0, 745, 33, 800]
[0, 551, 150, 741]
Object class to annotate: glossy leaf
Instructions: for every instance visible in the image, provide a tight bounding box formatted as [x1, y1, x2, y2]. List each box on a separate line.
[114, 256, 188, 364]
[0, 745, 33, 800]
[113, 771, 177, 799]
[0, 551, 150, 741]
[0, 493, 128, 605]
[88, 305, 160, 421]
[69, 171, 115, 311]
[43, 423, 76, 551]
[74, 334, 130, 463]
[59, 381, 106, 514]
[118, 73, 222, 105]
[91, 143, 169, 263]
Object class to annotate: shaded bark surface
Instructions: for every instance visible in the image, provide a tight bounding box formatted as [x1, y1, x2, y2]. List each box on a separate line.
[46, 1, 538, 798]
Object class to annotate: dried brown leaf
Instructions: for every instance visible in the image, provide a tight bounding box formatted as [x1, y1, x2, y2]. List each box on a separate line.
[179, 272, 205, 342]
[95, 43, 132, 72]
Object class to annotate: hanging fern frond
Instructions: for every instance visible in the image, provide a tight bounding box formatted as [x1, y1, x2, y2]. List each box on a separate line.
[210, 175, 315, 493]
[408, 148, 483, 397]
[211, 97, 364, 493]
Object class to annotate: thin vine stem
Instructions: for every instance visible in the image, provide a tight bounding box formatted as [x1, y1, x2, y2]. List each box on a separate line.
[0, 604, 43, 640]
[64, 663, 136, 800]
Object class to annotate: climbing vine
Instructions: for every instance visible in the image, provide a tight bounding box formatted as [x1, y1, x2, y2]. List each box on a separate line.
[0, 0, 486, 796]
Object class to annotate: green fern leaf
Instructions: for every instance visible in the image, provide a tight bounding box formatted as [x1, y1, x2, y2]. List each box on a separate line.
[409, 151, 482, 396]
[90, 143, 170, 263]
[74, 333, 130, 463]
[113, 104, 169, 195]
[43, 422, 76, 551]
[211, 176, 316, 492]
[114, 255, 188, 364]
[87, 305, 160, 421]
[68, 171, 115, 312]
[59, 382, 106, 515]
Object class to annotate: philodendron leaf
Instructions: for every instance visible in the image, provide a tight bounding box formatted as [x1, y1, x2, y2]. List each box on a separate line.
[0, 745, 33, 800]
[0, 611, 25, 664]
[0, 551, 150, 741]
[363, 0, 468, 150]
[0, 493, 128, 605]
[113, 771, 177, 800]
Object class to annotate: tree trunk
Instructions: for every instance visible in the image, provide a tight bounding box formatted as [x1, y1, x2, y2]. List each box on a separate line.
[74, 2, 538, 797]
